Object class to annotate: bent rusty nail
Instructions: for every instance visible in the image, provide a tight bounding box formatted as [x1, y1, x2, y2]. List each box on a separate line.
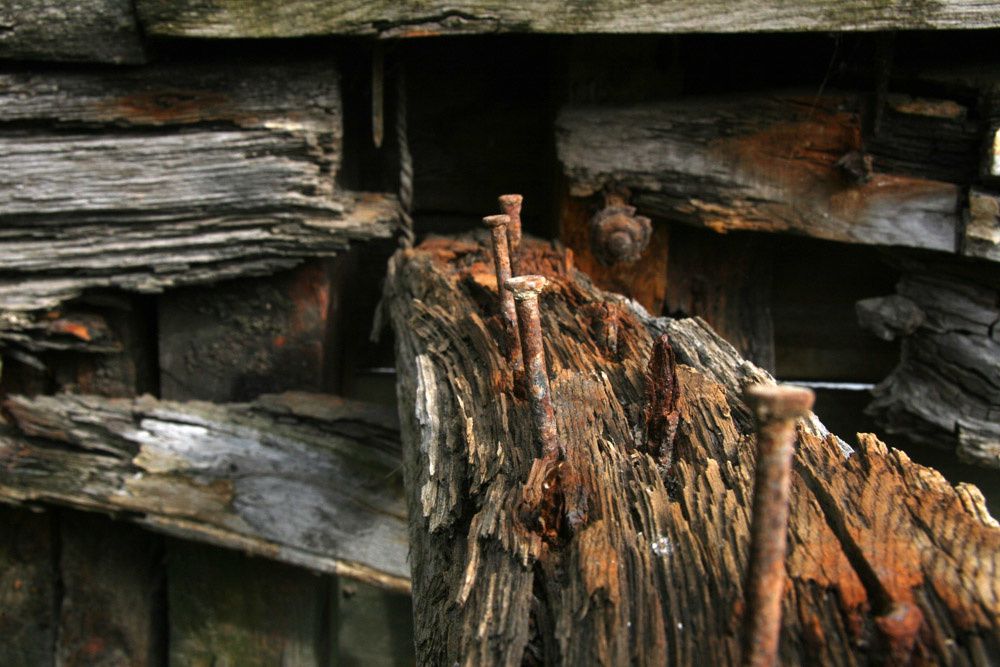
[483, 214, 523, 373]
[498, 194, 523, 275]
[741, 383, 815, 667]
[505, 275, 558, 459]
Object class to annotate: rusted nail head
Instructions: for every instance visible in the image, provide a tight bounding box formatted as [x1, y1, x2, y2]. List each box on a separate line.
[505, 275, 548, 299]
[483, 214, 511, 228]
[498, 194, 523, 210]
[744, 384, 815, 420]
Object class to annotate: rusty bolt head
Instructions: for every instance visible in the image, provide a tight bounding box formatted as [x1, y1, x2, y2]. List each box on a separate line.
[482, 214, 511, 229]
[505, 275, 548, 300]
[590, 204, 652, 266]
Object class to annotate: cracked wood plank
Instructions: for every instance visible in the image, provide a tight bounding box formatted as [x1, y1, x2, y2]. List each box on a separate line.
[135, 1, 1000, 38]
[859, 255, 1000, 471]
[0, 391, 410, 592]
[0, 0, 144, 64]
[557, 93, 970, 256]
[0, 59, 397, 351]
[386, 234, 999, 665]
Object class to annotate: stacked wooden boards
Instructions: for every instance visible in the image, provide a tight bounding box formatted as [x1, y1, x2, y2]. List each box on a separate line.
[557, 81, 1000, 470]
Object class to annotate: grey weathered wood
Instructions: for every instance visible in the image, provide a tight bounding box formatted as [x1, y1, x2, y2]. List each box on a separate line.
[0, 0, 144, 64]
[387, 235, 999, 665]
[168, 540, 332, 666]
[136, 0, 1000, 38]
[0, 60, 397, 352]
[557, 93, 967, 256]
[967, 189, 1000, 262]
[0, 506, 56, 667]
[334, 578, 415, 666]
[56, 513, 165, 667]
[0, 391, 410, 591]
[861, 256, 1000, 470]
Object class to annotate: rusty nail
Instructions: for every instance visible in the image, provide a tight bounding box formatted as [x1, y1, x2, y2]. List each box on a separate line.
[483, 214, 523, 373]
[498, 194, 523, 275]
[741, 383, 815, 667]
[505, 275, 559, 459]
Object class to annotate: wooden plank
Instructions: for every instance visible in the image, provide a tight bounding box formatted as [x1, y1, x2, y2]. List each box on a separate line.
[0, 391, 410, 591]
[557, 93, 965, 255]
[0, 60, 397, 316]
[159, 260, 340, 402]
[0, 0, 144, 64]
[334, 578, 415, 666]
[167, 540, 331, 666]
[0, 506, 56, 667]
[135, 1, 1000, 38]
[861, 255, 1000, 470]
[385, 234, 1000, 665]
[56, 512, 165, 667]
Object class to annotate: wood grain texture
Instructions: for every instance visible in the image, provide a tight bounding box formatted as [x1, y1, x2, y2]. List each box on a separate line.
[0, 506, 56, 667]
[0, 0, 144, 64]
[167, 540, 331, 667]
[136, 0, 1000, 38]
[862, 256, 1000, 470]
[0, 391, 410, 591]
[0, 61, 397, 349]
[56, 514, 165, 667]
[557, 93, 966, 255]
[386, 235, 999, 665]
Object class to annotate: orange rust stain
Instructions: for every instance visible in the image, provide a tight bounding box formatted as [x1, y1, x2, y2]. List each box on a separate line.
[51, 321, 91, 341]
[273, 335, 287, 348]
[108, 90, 234, 125]
[875, 602, 924, 663]
[82, 636, 106, 657]
[393, 29, 443, 39]
[578, 520, 620, 605]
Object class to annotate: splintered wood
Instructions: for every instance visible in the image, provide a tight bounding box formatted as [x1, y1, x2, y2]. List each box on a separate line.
[386, 235, 999, 666]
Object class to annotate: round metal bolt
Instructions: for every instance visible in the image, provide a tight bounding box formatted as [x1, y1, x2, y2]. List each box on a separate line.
[589, 194, 652, 266]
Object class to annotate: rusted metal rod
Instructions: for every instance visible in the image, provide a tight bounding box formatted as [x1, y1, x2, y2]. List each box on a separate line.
[483, 214, 523, 373]
[498, 194, 523, 275]
[505, 275, 559, 459]
[741, 383, 815, 667]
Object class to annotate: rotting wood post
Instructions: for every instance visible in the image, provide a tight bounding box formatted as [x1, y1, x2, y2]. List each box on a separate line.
[483, 214, 523, 374]
[505, 275, 559, 459]
[742, 384, 815, 667]
[498, 194, 523, 275]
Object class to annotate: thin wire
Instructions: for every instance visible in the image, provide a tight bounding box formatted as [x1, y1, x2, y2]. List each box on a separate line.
[396, 63, 415, 249]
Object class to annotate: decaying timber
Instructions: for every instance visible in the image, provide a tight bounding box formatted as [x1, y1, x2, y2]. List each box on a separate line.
[0, 391, 409, 591]
[0, 0, 144, 64]
[859, 255, 1000, 471]
[557, 92, 984, 256]
[0, 60, 398, 354]
[136, 0, 1000, 38]
[386, 235, 999, 665]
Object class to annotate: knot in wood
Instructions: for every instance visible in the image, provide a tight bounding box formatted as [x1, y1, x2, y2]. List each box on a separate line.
[589, 204, 652, 266]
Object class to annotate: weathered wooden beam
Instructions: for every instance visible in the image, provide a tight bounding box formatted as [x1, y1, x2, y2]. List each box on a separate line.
[859, 255, 1000, 470]
[0, 391, 410, 592]
[135, 1, 1000, 38]
[0, 0, 144, 64]
[0, 60, 397, 353]
[386, 235, 999, 665]
[557, 93, 979, 256]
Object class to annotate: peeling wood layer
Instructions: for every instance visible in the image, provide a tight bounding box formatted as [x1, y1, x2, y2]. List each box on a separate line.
[557, 93, 976, 256]
[135, 0, 1000, 38]
[0, 391, 410, 592]
[386, 235, 999, 665]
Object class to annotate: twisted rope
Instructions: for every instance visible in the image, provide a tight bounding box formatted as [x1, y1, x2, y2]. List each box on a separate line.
[396, 65, 415, 249]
